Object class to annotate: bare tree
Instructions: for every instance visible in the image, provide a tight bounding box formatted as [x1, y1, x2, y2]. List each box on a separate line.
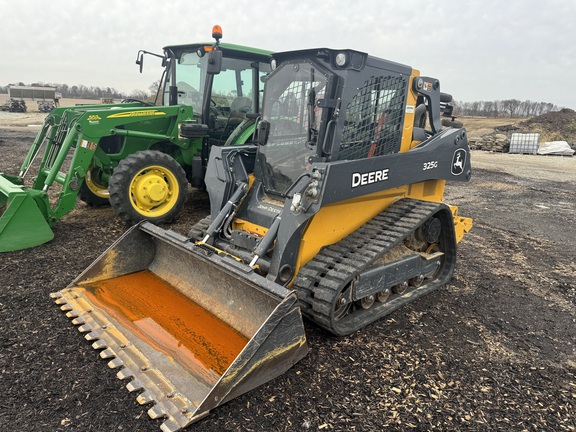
[148, 80, 162, 104]
[127, 89, 149, 100]
[483, 101, 495, 117]
[500, 99, 521, 117]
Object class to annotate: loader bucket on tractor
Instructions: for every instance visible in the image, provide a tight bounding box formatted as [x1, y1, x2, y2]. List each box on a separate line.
[0, 176, 53, 252]
[51, 222, 308, 432]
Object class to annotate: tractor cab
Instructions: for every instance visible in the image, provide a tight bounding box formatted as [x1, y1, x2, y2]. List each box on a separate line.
[161, 41, 272, 146]
[135, 25, 273, 146]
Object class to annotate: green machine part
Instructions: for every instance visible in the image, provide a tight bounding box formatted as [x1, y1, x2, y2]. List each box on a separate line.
[0, 176, 53, 252]
[0, 104, 199, 251]
[0, 40, 273, 252]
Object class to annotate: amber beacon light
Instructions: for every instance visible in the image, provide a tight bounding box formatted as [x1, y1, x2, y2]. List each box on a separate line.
[212, 25, 223, 41]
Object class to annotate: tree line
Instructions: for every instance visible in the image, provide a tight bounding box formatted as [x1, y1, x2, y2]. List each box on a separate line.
[453, 99, 559, 118]
[0, 83, 562, 118]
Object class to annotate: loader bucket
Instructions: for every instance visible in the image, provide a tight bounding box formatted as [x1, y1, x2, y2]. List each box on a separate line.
[51, 222, 308, 432]
[0, 176, 53, 252]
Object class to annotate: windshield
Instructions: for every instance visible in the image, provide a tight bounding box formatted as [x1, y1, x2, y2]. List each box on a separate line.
[257, 62, 328, 196]
[165, 49, 271, 143]
[164, 51, 207, 114]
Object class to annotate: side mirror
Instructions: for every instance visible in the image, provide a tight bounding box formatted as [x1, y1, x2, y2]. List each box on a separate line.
[207, 49, 222, 75]
[256, 120, 270, 146]
[136, 52, 144, 73]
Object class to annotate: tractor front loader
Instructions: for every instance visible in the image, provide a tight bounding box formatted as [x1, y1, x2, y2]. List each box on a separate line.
[0, 27, 272, 252]
[0, 103, 194, 252]
[53, 47, 472, 430]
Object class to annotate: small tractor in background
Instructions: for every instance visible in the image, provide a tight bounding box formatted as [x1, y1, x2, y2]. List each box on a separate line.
[1, 98, 28, 113]
[0, 26, 272, 252]
[37, 101, 56, 113]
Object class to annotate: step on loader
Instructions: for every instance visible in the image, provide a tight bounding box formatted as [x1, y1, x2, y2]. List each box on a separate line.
[0, 27, 272, 252]
[53, 47, 473, 430]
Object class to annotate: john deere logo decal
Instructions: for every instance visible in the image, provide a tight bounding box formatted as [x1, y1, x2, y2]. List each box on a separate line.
[451, 149, 466, 176]
[107, 110, 166, 119]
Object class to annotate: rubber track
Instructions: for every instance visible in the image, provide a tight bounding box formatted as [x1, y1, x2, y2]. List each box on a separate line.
[187, 216, 211, 241]
[293, 198, 452, 335]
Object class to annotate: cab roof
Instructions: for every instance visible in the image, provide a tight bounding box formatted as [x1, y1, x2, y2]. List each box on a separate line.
[163, 42, 274, 59]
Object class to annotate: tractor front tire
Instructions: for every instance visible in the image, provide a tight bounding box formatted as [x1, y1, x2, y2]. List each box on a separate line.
[78, 165, 110, 207]
[109, 150, 188, 224]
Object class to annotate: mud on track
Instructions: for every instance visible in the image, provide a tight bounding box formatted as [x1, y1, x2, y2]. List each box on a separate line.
[0, 126, 574, 431]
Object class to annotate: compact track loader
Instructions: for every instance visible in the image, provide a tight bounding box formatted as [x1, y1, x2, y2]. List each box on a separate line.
[0, 28, 272, 251]
[53, 47, 472, 430]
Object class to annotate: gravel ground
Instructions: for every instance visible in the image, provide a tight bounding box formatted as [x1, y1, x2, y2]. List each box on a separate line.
[471, 151, 574, 182]
[0, 111, 46, 125]
[0, 122, 575, 432]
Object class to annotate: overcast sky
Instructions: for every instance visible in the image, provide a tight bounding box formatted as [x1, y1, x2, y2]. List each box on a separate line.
[1, 0, 574, 108]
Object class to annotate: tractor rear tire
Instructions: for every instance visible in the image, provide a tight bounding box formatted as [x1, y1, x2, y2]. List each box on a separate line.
[108, 150, 188, 224]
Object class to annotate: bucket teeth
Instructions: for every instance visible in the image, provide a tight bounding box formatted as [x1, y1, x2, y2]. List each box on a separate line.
[160, 419, 182, 432]
[108, 358, 123, 369]
[100, 348, 115, 359]
[148, 405, 168, 420]
[65, 309, 80, 318]
[71, 317, 86, 325]
[78, 324, 93, 334]
[117, 368, 134, 380]
[84, 328, 102, 340]
[52, 287, 202, 431]
[127, 379, 144, 393]
[53, 297, 66, 306]
[136, 390, 154, 405]
[91, 340, 107, 350]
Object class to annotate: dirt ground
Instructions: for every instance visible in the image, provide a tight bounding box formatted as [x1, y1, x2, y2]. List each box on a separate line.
[0, 116, 575, 431]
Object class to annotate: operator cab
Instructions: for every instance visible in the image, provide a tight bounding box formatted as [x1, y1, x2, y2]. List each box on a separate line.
[162, 42, 272, 146]
[254, 48, 410, 198]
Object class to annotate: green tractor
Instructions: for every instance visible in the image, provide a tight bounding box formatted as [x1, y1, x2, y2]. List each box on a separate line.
[0, 27, 272, 252]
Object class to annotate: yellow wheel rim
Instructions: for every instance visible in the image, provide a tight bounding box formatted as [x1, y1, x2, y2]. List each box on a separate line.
[129, 165, 180, 217]
[86, 167, 110, 199]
